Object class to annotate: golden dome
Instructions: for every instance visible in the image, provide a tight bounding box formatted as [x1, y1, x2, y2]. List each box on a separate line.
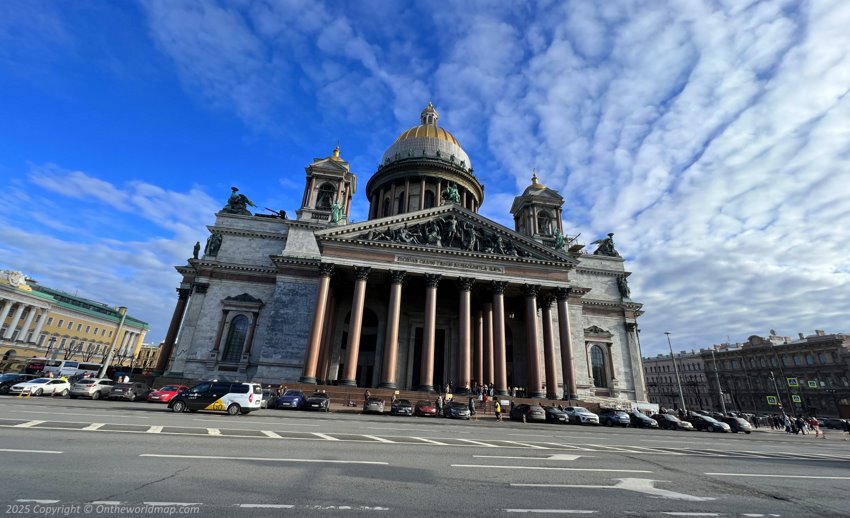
[392, 125, 462, 147]
[380, 103, 472, 170]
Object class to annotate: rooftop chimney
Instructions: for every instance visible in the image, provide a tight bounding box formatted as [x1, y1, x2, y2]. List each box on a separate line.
[815, 330, 825, 336]
[798, 333, 804, 340]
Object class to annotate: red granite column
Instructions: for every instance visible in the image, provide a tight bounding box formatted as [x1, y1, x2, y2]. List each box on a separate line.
[484, 302, 494, 385]
[457, 278, 474, 393]
[379, 271, 406, 389]
[339, 267, 370, 386]
[300, 263, 335, 383]
[155, 287, 191, 374]
[418, 274, 441, 392]
[474, 309, 484, 387]
[491, 281, 509, 396]
[556, 288, 578, 399]
[539, 294, 558, 399]
[523, 284, 545, 399]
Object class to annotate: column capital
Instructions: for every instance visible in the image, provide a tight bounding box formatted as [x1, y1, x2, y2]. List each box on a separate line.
[389, 270, 407, 284]
[354, 266, 371, 281]
[522, 284, 540, 298]
[555, 287, 571, 301]
[319, 263, 335, 277]
[457, 277, 475, 291]
[489, 280, 508, 295]
[193, 282, 209, 294]
[425, 273, 442, 288]
[177, 287, 191, 300]
[538, 293, 555, 309]
[625, 322, 637, 332]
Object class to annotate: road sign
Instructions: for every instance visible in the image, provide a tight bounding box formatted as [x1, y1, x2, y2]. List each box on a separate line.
[791, 395, 802, 403]
[766, 395, 778, 405]
[786, 377, 798, 387]
[807, 380, 818, 388]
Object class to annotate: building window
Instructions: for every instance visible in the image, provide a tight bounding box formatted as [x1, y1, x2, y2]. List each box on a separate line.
[731, 360, 738, 369]
[792, 355, 800, 366]
[805, 353, 814, 366]
[424, 190, 435, 209]
[57, 319, 63, 327]
[759, 357, 766, 368]
[397, 192, 405, 214]
[316, 183, 335, 210]
[76, 323, 82, 332]
[94, 327, 98, 334]
[382, 197, 391, 217]
[590, 345, 607, 388]
[781, 355, 788, 366]
[67, 321, 73, 330]
[749, 358, 756, 369]
[221, 315, 249, 363]
[817, 352, 827, 365]
[48, 317, 54, 326]
[770, 356, 778, 367]
[85, 325, 90, 333]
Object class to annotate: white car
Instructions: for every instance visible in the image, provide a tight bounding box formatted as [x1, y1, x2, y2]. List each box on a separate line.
[564, 406, 600, 425]
[9, 378, 71, 397]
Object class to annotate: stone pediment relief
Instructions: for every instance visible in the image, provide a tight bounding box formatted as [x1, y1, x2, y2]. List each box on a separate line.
[584, 325, 613, 339]
[316, 206, 574, 264]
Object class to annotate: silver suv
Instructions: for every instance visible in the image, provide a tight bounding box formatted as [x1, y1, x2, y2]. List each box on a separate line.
[70, 378, 114, 400]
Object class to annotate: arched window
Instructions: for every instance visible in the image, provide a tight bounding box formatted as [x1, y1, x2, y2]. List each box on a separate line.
[424, 190, 435, 209]
[537, 212, 553, 235]
[383, 198, 391, 217]
[222, 315, 249, 362]
[591, 345, 607, 388]
[316, 183, 335, 210]
[397, 192, 405, 214]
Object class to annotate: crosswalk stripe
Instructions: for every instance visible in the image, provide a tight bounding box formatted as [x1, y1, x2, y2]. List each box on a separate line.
[412, 437, 447, 445]
[362, 435, 395, 443]
[499, 440, 548, 449]
[312, 432, 339, 441]
[261, 431, 282, 439]
[456, 438, 499, 448]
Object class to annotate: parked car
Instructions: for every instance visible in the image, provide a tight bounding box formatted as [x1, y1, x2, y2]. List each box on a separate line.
[563, 406, 600, 425]
[108, 382, 152, 401]
[629, 412, 659, 429]
[146, 385, 189, 403]
[9, 378, 70, 397]
[0, 373, 35, 394]
[168, 381, 262, 415]
[304, 392, 330, 412]
[509, 403, 547, 422]
[822, 418, 848, 430]
[720, 416, 752, 434]
[686, 414, 731, 432]
[652, 413, 694, 431]
[544, 406, 569, 424]
[443, 401, 471, 419]
[260, 389, 279, 409]
[414, 400, 438, 416]
[598, 409, 631, 427]
[276, 389, 306, 410]
[390, 399, 414, 416]
[363, 396, 385, 414]
[70, 378, 114, 400]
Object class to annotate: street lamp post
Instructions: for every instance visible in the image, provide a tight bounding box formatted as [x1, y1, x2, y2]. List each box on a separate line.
[769, 371, 787, 419]
[45, 336, 56, 359]
[99, 307, 128, 379]
[665, 332, 687, 413]
[710, 348, 728, 415]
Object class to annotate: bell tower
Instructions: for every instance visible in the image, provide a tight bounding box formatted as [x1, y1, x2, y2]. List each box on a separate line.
[510, 171, 566, 246]
[297, 146, 357, 225]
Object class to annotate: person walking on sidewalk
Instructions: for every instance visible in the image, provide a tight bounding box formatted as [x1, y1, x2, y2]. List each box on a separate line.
[468, 396, 476, 417]
[494, 400, 502, 422]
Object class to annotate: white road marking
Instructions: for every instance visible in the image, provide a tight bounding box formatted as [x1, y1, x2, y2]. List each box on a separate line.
[507, 433, 552, 438]
[412, 437, 447, 445]
[0, 448, 62, 454]
[455, 465, 652, 473]
[140, 453, 388, 465]
[144, 502, 200, 506]
[662, 513, 721, 516]
[705, 473, 850, 480]
[2, 409, 149, 419]
[207, 428, 221, 436]
[90, 501, 122, 505]
[146, 426, 163, 433]
[505, 511, 596, 514]
[17, 499, 60, 504]
[261, 430, 282, 439]
[13, 420, 46, 428]
[456, 438, 498, 448]
[547, 454, 583, 461]
[501, 440, 548, 449]
[541, 443, 594, 451]
[312, 432, 340, 441]
[363, 434, 395, 443]
[237, 504, 295, 509]
[472, 454, 583, 461]
[191, 418, 319, 427]
[512, 478, 715, 502]
[81, 423, 105, 431]
[367, 426, 416, 431]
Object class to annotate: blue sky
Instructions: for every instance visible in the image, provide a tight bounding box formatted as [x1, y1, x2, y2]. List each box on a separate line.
[1, 0, 849, 355]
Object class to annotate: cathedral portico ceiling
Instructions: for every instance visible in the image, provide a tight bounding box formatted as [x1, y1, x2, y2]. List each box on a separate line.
[315, 205, 577, 267]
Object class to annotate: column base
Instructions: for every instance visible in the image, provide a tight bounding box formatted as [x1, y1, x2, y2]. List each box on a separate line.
[338, 379, 358, 387]
[417, 384, 434, 392]
[456, 387, 470, 395]
[563, 394, 579, 400]
[298, 376, 317, 384]
[546, 393, 559, 400]
[378, 382, 397, 389]
[495, 389, 509, 396]
[530, 390, 546, 399]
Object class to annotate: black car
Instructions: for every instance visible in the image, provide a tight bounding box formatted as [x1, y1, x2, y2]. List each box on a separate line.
[651, 413, 694, 431]
[509, 403, 546, 422]
[720, 416, 752, 434]
[304, 392, 330, 412]
[822, 418, 848, 430]
[544, 406, 569, 424]
[0, 373, 35, 395]
[443, 401, 471, 419]
[598, 409, 630, 427]
[629, 412, 659, 429]
[390, 399, 414, 416]
[686, 414, 731, 432]
[108, 382, 152, 401]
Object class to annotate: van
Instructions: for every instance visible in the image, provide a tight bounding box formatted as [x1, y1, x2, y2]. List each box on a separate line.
[168, 381, 262, 415]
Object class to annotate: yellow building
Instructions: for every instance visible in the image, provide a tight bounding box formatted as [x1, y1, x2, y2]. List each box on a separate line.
[0, 270, 148, 370]
[133, 343, 162, 373]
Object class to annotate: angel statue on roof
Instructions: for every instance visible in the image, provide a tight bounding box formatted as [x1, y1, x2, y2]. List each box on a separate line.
[221, 186, 256, 216]
[590, 233, 620, 257]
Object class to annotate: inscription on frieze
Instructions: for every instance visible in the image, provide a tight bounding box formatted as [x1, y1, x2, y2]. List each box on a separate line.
[395, 255, 505, 273]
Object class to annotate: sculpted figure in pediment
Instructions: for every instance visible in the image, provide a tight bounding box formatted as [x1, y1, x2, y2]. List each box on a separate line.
[442, 215, 460, 247]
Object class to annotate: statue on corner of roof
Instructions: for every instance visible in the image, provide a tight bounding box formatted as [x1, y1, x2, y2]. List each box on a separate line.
[617, 275, 631, 299]
[221, 186, 256, 216]
[590, 232, 620, 257]
[192, 241, 200, 260]
[204, 231, 223, 257]
[553, 229, 566, 251]
[442, 182, 461, 204]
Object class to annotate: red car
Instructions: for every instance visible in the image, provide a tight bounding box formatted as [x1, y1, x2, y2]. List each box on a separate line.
[414, 400, 438, 416]
[147, 385, 189, 403]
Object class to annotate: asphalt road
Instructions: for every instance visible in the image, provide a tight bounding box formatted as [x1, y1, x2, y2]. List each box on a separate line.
[0, 396, 848, 517]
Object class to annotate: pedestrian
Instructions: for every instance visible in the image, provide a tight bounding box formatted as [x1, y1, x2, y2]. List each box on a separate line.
[494, 400, 502, 422]
[482, 392, 488, 414]
[436, 394, 443, 415]
[468, 396, 476, 416]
